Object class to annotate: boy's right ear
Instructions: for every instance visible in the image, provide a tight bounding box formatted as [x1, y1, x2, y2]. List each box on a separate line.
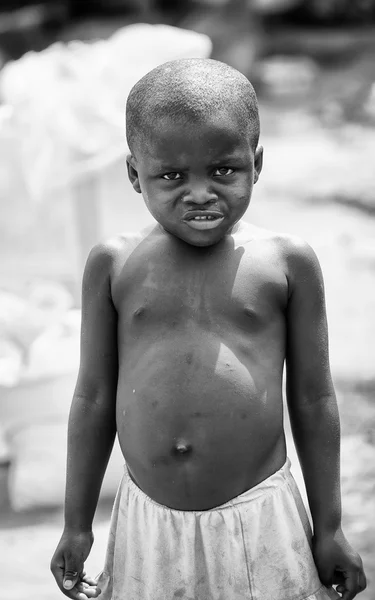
[126, 154, 142, 194]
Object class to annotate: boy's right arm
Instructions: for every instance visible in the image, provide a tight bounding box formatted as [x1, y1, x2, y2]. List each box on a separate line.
[51, 242, 119, 599]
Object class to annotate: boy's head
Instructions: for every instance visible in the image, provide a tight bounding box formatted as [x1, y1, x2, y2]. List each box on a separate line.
[126, 58, 263, 247]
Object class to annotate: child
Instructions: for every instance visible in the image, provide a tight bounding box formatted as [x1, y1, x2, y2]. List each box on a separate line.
[50, 58, 367, 600]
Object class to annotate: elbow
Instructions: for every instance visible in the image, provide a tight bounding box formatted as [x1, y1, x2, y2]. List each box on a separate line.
[70, 386, 117, 427]
[286, 373, 336, 409]
[73, 373, 117, 408]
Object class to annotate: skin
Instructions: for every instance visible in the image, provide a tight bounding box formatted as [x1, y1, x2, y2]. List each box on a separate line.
[51, 111, 367, 600]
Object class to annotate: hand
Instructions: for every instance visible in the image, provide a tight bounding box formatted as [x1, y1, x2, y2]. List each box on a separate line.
[50, 530, 101, 599]
[312, 528, 367, 600]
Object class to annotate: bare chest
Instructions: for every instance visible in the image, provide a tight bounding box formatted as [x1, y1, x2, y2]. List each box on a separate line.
[112, 243, 288, 335]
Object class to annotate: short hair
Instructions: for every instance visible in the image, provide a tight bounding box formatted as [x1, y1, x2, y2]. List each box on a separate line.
[126, 58, 260, 156]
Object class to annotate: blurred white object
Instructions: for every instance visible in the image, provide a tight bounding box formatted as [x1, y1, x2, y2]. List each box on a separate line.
[7, 422, 125, 511]
[0, 426, 10, 463]
[363, 82, 375, 121]
[252, 0, 302, 13]
[0, 284, 77, 385]
[0, 104, 13, 124]
[256, 55, 318, 95]
[0, 24, 212, 202]
[27, 280, 73, 314]
[0, 371, 76, 434]
[0, 339, 23, 387]
[197, 0, 302, 9]
[22, 310, 81, 382]
[0, 290, 45, 353]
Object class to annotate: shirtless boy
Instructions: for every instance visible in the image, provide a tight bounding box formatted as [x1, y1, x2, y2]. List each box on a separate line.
[51, 58, 367, 600]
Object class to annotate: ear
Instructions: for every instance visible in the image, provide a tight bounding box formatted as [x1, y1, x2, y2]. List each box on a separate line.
[253, 146, 263, 184]
[126, 153, 142, 194]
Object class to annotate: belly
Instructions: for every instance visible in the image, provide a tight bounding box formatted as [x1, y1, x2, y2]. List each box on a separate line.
[116, 332, 286, 509]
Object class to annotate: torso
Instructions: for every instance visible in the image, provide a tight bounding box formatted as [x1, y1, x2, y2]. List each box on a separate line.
[110, 221, 289, 509]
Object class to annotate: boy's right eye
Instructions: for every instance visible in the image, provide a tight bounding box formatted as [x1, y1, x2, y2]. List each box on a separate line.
[162, 172, 182, 181]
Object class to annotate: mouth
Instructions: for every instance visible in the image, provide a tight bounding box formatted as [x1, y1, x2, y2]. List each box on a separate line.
[183, 211, 225, 230]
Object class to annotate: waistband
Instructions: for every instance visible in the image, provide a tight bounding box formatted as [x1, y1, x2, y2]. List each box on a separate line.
[123, 457, 293, 514]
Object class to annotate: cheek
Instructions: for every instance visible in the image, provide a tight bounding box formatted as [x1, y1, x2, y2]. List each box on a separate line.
[140, 183, 174, 219]
[231, 174, 253, 199]
[138, 177, 156, 205]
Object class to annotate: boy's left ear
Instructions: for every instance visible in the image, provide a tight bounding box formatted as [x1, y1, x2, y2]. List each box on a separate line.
[254, 146, 263, 184]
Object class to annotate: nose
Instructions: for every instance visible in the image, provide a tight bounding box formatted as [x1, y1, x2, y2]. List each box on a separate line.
[182, 181, 218, 205]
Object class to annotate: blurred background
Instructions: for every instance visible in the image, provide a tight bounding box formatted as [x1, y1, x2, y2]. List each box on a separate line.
[0, 1, 374, 599]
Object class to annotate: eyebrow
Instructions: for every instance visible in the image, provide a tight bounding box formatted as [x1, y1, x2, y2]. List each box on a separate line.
[152, 154, 245, 170]
[209, 155, 243, 165]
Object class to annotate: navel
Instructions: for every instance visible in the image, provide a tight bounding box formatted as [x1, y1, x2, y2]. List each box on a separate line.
[173, 442, 192, 456]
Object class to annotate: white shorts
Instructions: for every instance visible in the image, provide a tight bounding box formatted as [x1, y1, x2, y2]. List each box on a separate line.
[96, 458, 340, 600]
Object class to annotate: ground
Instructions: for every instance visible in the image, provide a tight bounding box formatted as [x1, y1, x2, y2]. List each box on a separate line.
[0, 21, 374, 600]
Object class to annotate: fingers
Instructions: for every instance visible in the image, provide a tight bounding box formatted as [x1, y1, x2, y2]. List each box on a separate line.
[63, 569, 80, 592]
[50, 551, 82, 593]
[66, 571, 101, 599]
[338, 568, 367, 600]
[62, 576, 101, 600]
[51, 557, 65, 590]
[50, 559, 91, 599]
[81, 575, 98, 586]
[69, 589, 91, 600]
[77, 581, 102, 598]
[332, 571, 345, 586]
[63, 570, 101, 599]
[82, 573, 100, 586]
[358, 571, 367, 591]
[317, 566, 334, 588]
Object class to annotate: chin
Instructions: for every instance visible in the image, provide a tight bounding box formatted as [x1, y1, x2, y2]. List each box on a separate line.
[181, 232, 226, 248]
[161, 223, 228, 247]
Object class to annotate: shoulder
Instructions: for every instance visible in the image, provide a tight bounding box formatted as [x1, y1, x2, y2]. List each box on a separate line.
[83, 238, 120, 281]
[248, 226, 319, 265]
[265, 231, 317, 259]
[242, 224, 323, 288]
[275, 233, 322, 276]
[242, 223, 315, 257]
[85, 224, 158, 278]
[272, 233, 324, 296]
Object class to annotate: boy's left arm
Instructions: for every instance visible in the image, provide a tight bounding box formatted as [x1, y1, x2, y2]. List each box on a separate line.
[285, 238, 366, 600]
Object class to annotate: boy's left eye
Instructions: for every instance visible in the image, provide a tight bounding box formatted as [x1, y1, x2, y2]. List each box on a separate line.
[214, 167, 234, 176]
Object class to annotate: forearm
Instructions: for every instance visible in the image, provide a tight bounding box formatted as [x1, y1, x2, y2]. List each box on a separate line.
[288, 394, 342, 536]
[64, 395, 117, 532]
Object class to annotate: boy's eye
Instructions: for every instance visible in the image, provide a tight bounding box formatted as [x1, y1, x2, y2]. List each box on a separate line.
[214, 167, 235, 176]
[162, 172, 182, 180]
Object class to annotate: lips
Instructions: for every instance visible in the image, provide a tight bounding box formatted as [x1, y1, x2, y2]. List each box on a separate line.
[183, 210, 224, 221]
[183, 211, 225, 231]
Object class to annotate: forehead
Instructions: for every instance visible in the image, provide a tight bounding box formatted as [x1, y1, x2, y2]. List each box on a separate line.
[141, 113, 253, 164]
